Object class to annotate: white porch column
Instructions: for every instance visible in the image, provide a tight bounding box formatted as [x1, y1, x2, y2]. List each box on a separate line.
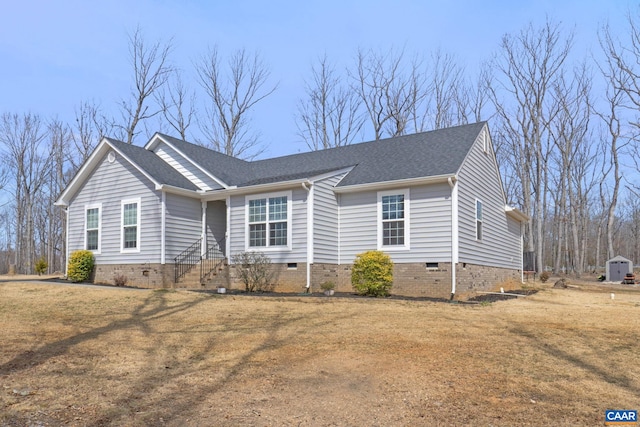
[201, 201, 207, 257]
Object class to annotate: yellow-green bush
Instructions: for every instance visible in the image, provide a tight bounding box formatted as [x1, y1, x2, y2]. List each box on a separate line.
[67, 250, 95, 283]
[351, 250, 393, 297]
[35, 257, 48, 275]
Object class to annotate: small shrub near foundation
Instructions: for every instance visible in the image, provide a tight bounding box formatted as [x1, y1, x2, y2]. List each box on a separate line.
[67, 250, 94, 283]
[320, 281, 335, 291]
[231, 251, 273, 292]
[351, 250, 394, 297]
[113, 274, 128, 287]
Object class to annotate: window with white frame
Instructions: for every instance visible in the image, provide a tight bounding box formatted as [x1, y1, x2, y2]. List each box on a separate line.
[247, 192, 291, 249]
[476, 199, 483, 241]
[378, 189, 410, 249]
[85, 204, 101, 252]
[121, 198, 140, 252]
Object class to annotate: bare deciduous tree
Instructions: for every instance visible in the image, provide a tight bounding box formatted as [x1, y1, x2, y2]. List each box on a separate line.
[296, 55, 363, 150]
[196, 47, 277, 158]
[72, 100, 115, 169]
[489, 20, 573, 273]
[158, 70, 196, 141]
[0, 113, 52, 273]
[351, 48, 422, 139]
[119, 26, 173, 144]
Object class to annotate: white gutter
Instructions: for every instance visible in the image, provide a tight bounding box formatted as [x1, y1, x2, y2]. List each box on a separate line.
[448, 176, 458, 299]
[333, 174, 454, 194]
[155, 183, 202, 198]
[199, 178, 311, 201]
[302, 182, 314, 290]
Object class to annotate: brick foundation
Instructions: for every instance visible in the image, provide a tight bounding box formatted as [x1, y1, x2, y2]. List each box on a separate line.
[227, 262, 308, 293]
[93, 263, 173, 288]
[90, 261, 521, 298]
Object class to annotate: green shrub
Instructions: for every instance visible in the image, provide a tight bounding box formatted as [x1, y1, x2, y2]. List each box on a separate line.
[351, 250, 394, 297]
[320, 281, 335, 291]
[539, 271, 550, 283]
[67, 250, 95, 283]
[231, 251, 273, 292]
[35, 257, 48, 275]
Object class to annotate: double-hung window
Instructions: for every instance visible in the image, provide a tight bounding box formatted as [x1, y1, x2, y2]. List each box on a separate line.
[378, 189, 410, 250]
[121, 198, 141, 252]
[476, 199, 483, 241]
[247, 192, 291, 249]
[85, 204, 101, 252]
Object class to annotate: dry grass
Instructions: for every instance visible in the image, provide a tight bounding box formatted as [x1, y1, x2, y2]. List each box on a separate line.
[1, 277, 639, 426]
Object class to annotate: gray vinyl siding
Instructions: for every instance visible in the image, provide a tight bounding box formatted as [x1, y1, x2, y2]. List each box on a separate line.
[206, 200, 227, 255]
[68, 153, 161, 264]
[402, 183, 452, 263]
[154, 142, 223, 191]
[457, 126, 521, 269]
[228, 187, 308, 264]
[338, 184, 452, 264]
[338, 191, 377, 263]
[313, 173, 347, 264]
[164, 193, 202, 261]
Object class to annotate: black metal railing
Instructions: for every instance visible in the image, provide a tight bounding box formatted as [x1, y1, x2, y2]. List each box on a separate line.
[200, 238, 226, 283]
[174, 238, 202, 283]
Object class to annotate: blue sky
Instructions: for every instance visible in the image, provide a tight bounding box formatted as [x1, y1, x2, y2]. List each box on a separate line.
[0, 0, 633, 158]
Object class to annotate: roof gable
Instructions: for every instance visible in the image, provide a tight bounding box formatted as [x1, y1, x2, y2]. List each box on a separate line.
[55, 138, 199, 206]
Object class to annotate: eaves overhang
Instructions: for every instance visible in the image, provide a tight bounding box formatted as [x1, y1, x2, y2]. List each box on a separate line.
[198, 178, 313, 201]
[333, 174, 456, 194]
[505, 205, 529, 222]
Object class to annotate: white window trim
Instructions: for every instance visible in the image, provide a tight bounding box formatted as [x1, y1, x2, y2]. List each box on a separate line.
[377, 189, 410, 251]
[84, 203, 102, 254]
[244, 190, 293, 251]
[121, 197, 141, 253]
[476, 198, 483, 241]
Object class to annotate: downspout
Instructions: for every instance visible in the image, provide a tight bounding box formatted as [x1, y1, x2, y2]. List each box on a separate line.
[448, 176, 458, 300]
[302, 181, 313, 291]
[161, 191, 166, 265]
[520, 221, 524, 283]
[225, 196, 231, 258]
[64, 207, 69, 278]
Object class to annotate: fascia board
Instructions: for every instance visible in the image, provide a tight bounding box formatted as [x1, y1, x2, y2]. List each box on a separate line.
[199, 178, 313, 201]
[152, 134, 230, 189]
[55, 138, 111, 206]
[505, 205, 529, 222]
[333, 174, 454, 194]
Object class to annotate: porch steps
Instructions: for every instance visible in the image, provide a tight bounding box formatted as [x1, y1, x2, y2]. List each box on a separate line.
[175, 259, 229, 289]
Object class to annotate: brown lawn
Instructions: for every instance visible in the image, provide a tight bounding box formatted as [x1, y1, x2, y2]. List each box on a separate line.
[0, 277, 639, 426]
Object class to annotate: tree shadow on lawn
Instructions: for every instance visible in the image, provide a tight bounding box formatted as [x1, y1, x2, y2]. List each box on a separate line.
[1, 288, 357, 425]
[0, 291, 208, 376]
[509, 325, 640, 399]
[89, 305, 357, 426]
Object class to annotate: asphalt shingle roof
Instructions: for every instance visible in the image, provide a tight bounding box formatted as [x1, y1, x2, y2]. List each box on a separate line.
[156, 134, 252, 186]
[249, 122, 486, 187]
[103, 122, 484, 192]
[153, 122, 486, 190]
[107, 138, 200, 191]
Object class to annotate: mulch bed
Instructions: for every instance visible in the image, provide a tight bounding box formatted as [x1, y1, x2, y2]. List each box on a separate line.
[467, 289, 539, 303]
